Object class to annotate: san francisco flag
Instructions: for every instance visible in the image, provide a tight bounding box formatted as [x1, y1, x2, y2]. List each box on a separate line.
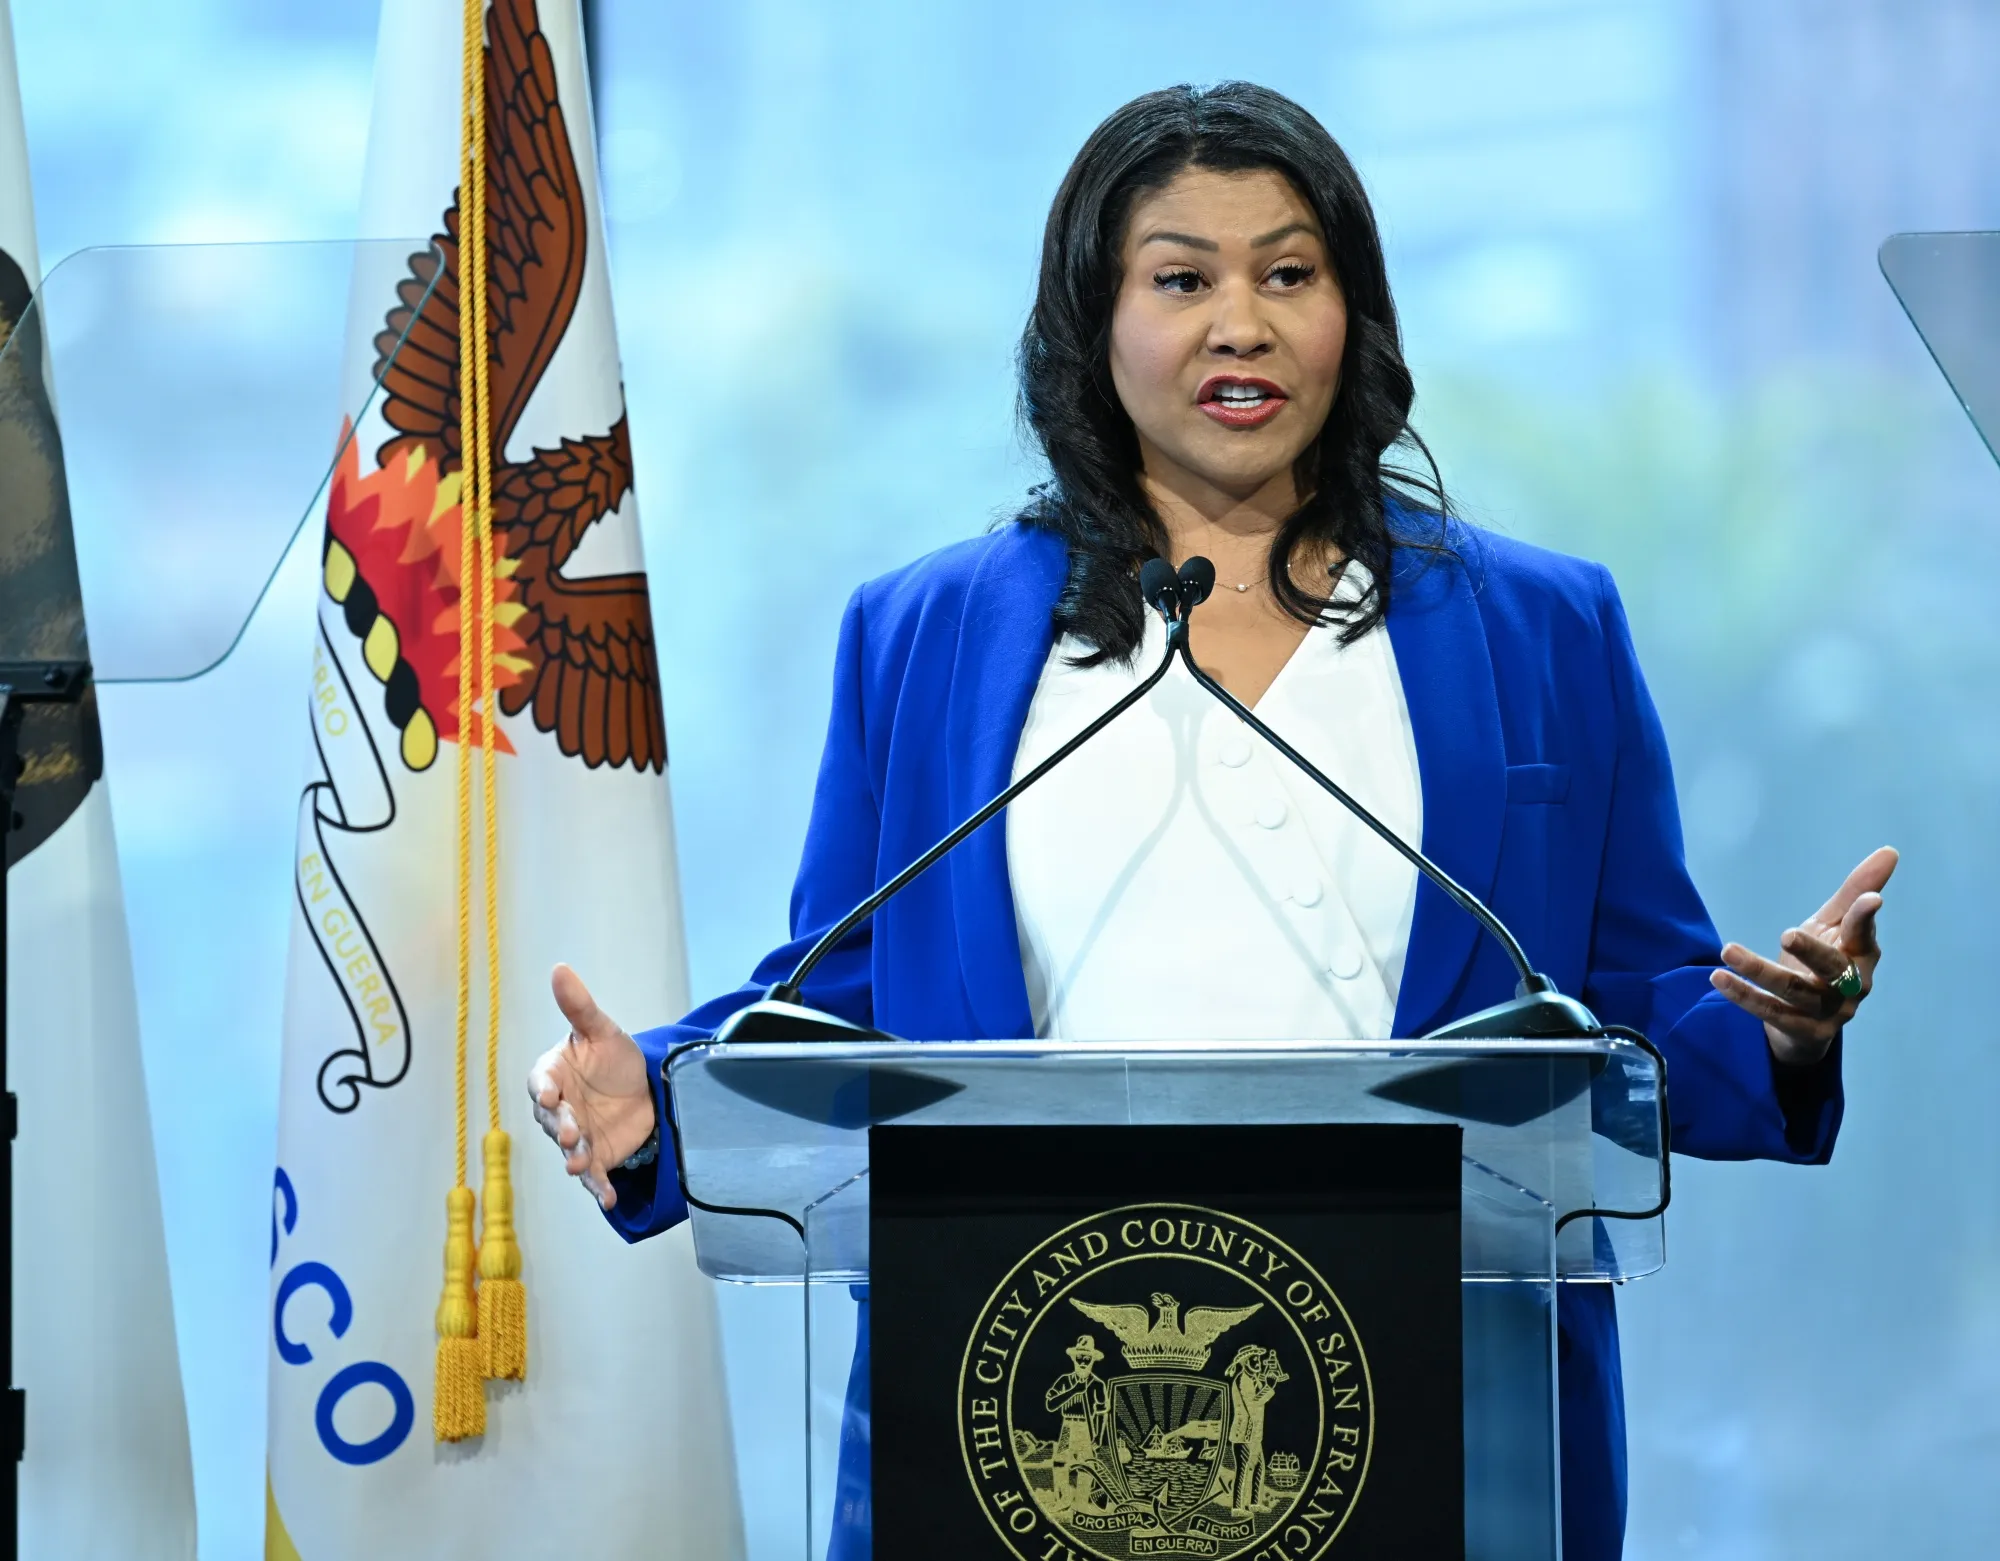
[265, 1, 741, 1555]
[0, 3, 199, 1555]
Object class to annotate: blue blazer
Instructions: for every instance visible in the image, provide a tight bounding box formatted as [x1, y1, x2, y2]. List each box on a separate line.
[613, 520, 1844, 1561]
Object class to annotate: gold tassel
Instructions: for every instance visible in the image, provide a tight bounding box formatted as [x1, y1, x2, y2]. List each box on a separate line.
[477, 1128, 526, 1381]
[434, 1186, 485, 1441]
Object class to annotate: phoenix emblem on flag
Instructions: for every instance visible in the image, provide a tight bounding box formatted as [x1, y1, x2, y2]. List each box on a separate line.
[300, 0, 667, 1115]
[326, 0, 665, 777]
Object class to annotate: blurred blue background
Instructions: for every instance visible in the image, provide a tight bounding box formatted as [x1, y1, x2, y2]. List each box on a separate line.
[13, 0, 2000, 1557]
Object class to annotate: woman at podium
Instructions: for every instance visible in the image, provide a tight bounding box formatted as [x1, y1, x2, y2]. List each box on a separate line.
[530, 83, 1893, 1561]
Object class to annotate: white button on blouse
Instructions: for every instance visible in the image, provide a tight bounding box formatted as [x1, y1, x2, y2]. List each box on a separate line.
[1006, 567, 1424, 1042]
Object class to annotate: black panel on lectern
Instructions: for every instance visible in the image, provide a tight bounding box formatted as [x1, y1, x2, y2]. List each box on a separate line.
[870, 1123, 1464, 1561]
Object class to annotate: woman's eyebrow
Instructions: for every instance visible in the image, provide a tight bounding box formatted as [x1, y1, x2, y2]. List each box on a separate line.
[1137, 223, 1320, 252]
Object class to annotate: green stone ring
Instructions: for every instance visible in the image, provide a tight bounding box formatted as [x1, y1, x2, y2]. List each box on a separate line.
[1834, 963, 1864, 1000]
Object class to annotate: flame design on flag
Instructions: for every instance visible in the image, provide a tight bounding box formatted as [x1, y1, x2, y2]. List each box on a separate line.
[321, 426, 530, 770]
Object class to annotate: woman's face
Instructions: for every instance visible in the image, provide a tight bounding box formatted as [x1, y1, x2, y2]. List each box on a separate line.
[1108, 165, 1347, 506]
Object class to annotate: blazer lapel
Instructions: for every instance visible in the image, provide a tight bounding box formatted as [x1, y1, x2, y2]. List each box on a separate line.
[943, 524, 1067, 1039]
[1386, 542, 1507, 1037]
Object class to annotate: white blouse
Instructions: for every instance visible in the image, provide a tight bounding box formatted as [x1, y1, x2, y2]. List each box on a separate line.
[1006, 570, 1423, 1042]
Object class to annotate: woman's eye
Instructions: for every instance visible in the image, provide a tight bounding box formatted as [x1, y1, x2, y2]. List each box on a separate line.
[1266, 262, 1317, 289]
[1153, 267, 1205, 295]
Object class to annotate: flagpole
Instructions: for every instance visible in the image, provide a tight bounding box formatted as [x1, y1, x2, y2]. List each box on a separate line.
[580, 0, 602, 139]
[0, 656, 90, 1546]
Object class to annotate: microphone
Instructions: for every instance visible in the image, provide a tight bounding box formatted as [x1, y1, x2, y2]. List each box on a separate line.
[1167, 556, 1602, 1040]
[1139, 555, 1181, 620]
[717, 562, 1192, 1043]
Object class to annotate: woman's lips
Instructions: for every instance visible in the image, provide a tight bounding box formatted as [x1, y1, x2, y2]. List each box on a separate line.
[1196, 375, 1288, 428]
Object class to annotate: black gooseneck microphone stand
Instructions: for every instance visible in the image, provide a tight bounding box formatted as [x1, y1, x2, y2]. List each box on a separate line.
[719, 561, 1193, 1042]
[1166, 554, 1668, 1230]
[727, 552, 1603, 1042]
[1164, 555, 1600, 1042]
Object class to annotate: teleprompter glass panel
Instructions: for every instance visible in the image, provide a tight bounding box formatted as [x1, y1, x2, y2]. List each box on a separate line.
[1881, 231, 2000, 466]
[0, 238, 442, 681]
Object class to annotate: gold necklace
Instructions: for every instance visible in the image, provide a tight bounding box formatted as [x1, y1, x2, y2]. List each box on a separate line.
[1220, 557, 1339, 593]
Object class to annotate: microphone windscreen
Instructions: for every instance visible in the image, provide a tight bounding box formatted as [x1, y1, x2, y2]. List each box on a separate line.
[1178, 555, 1217, 608]
[1139, 557, 1178, 617]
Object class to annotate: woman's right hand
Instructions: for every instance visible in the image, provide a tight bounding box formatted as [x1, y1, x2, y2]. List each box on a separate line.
[527, 963, 657, 1211]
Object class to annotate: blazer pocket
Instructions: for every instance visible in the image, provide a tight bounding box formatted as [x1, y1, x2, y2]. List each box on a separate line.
[1505, 762, 1571, 804]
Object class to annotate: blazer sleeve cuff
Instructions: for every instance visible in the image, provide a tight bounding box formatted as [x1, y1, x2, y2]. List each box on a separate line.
[1653, 978, 1845, 1164]
[1769, 1033, 1845, 1162]
[601, 1023, 692, 1243]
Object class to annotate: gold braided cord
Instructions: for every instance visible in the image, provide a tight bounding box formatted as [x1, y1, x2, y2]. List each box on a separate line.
[435, 0, 491, 1444]
[451, 0, 482, 1204]
[463, 0, 527, 1391]
[468, 26, 502, 1132]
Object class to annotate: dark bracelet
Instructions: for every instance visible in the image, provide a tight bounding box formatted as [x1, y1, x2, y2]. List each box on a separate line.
[619, 1125, 661, 1172]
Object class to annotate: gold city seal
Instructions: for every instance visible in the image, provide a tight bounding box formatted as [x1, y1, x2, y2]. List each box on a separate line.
[957, 1202, 1373, 1561]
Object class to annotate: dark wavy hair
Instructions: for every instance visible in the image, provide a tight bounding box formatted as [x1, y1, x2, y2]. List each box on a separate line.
[1017, 81, 1450, 663]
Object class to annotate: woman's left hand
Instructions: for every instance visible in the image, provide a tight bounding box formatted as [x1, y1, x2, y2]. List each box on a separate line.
[1711, 846, 1898, 1068]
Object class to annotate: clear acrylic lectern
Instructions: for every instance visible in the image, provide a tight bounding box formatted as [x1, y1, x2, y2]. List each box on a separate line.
[668, 1034, 1668, 1561]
